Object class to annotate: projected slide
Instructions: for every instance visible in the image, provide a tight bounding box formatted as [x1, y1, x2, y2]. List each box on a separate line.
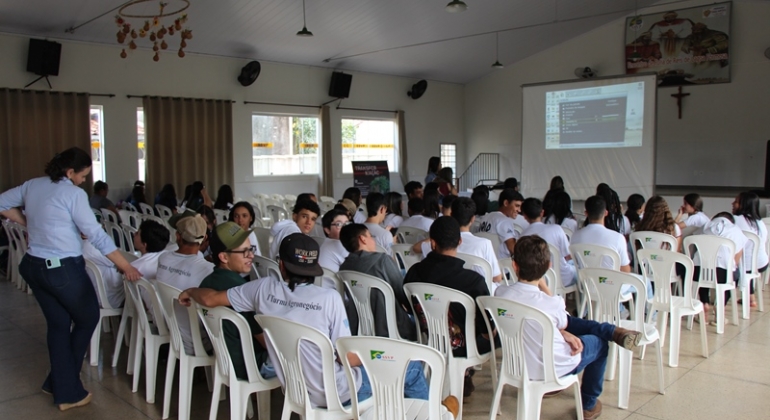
[545, 82, 644, 150]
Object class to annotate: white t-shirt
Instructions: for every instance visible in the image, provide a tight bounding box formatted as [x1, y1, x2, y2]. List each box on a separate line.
[512, 215, 530, 233]
[82, 240, 124, 309]
[399, 215, 435, 232]
[545, 215, 578, 235]
[733, 215, 769, 269]
[570, 223, 630, 269]
[247, 231, 263, 258]
[227, 274, 362, 408]
[156, 252, 214, 355]
[419, 231, 501, 277]
[319, 238, 349, 273]
[365, 222, 393, 252]
[621, 215, 632, 236]
[353, 209, 367, 224]
[382, 213, 404, 229]
[521, 222, 575, 286]
[270, 219, 301, 261]
[693, 217, 747, 270]
[495, 282, 580, 380]
[477, 211, 519, 259]
[132, 251, 165, 280]
[685, 212, 710, 229]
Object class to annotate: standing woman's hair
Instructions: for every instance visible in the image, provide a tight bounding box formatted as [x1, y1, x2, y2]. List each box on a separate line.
[734, 191, 760, 231]
[213, 184, 234, 210]
[625, 193, 646, 230]
[549, 176, 565, 191]
[422, 188, 441, 219]
[158, 183, 177, 201]
[596, 183, 623, 232]
[683, 193, 704, 213]
[44, 147, 92, 182]
[182, 184, 193, 203]
[548, 191, 574, 225]
[385, 192, 403, 217]
[189, 181, 205, 202]
[437, 167, 454, 183]
[427, 156, 441, 175]
[636, 195, 676, 235]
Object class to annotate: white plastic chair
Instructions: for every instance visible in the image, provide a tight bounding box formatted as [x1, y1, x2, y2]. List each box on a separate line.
[213, 209, 229, 225]
[456, 252, 495, 294]
[683, 235, 739, 334]
[125, 278, 171, 403]
[124, 202, 138, 212]
[103, 220, 127, 251]
[473, 231, 501, 253]
[547, 243, 578, 300]
[124, 210, 144, 229]
[253, 227, 272, 258]
[120, 223, 138, 254]
[112, 252, 139, 370]
[396, 226, 428, 244]
[155, 282, 215, 420]
[569, 243, 631, 320]
[740, 230, 760, 319]
[581, 268, 665, 409]
[155, 204, 173, 221]
[252, 255, 281, 280]
[118, 209, 133, 226]
[338, 270, 401, 339]
[403, 283, 492, 420]
[476, 296, 584, 420]
[320, 195, 336, 203]
[198, 306, 281, 420]
[4, 221, 26, 291]
[267, 204, 289, 225]
[629, 231, 678, 274]
[139, 202, 155, 216]
[392, 244, 420, 271]
[315, 267, 346, 297]
[101, 208, 119, 224]
[498, 257, 517, 285]
[256, 314, 371, 420]
[562, 226, 574, 241]
[84, 259, 123, 367]
[337, 336, 454, 420]
[638, 249, 708, 367]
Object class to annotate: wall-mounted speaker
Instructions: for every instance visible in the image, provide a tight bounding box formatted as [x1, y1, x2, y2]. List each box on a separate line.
[27, 39, 61, 77]
[329, 71, 352, 98]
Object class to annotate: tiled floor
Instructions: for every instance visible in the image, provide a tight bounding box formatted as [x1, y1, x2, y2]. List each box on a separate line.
[1, 278, 769, 419]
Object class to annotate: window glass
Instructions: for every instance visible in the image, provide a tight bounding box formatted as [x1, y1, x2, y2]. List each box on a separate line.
[252, 115, 319, 176]
[341, 118, 397, 174]
[90, 106, 105, 182]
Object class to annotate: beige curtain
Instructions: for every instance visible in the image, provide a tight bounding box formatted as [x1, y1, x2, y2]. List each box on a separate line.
[0, 89, 91, 192]
[143, 96, 233, 202]
[397, 110, 408, 187]
[320, 105, 334, 197]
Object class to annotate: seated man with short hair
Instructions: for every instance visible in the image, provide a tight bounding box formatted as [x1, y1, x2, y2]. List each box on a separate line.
[475, 188, 525, 259]
[363, 192, 395, 252]
[495, 235, 642, 420]
[570, 195, 632, 272]
[131, 219, 171, 279]
[269, 199, 321, 260]
[318, 208, 350, 273]
[520, 197, 576, 287]
[399, 198, 433, 232]
[89, 181, 119, 217]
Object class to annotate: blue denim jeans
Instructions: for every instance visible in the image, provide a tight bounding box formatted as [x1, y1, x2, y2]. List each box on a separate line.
[19, 254, 99, 404]
[353, 360, 429, 403]
[565, 315, 612, 411]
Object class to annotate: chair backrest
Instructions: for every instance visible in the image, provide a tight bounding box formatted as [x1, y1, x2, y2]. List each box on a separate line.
[476, 296, 565, 385]
[630, 230, 677, 271]
[474, 231, 502, 252]
[374, 244, 389, 254]
[637, 248, 698, 311]
[742, 230, 760, 277]
[120, 223, 138, 253]
[683, 235, 737, 286]
[391, 243, 420, 271]
[213, 209, 229, 225]
[573, 213, 586, 228]
[92, 208, 103, 223]
[118, 209, 133, 226]
[579, 268, 648, 334]
[84, 259, 119, 310]
[104, 221, 127, 251]
[139, 202, 154, 216]
[403, 283, 485, 361]
[267, 204, 289, 224]
[255, 314, 350, 415]
[123, 210, 143, 229]
[337, 336, 446, 420]
[309, 235, 326, 247]
[252, 255, 281, 280]
[125, 278, 169, 337]
[119, 249, 139, 262]
[155, 282, 209, 357]
[124, 202, 138, 212]
[155, 204, 173, 220]
[253, 227, 271, 258]
[498, 257, 517, 285]
[569, 243, 621, 270]
[562, 226, 574, 241]
[546, 244, 566, 293]
[396, 226, 428, 244]
[101, 208, 119, 224]
[314, 267, 346, 298]
[337, 270, 401, 339]
[456, 252, 494, 292]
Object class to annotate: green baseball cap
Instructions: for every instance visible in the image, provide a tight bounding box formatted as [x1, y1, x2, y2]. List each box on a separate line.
[210, 222, 253, 257]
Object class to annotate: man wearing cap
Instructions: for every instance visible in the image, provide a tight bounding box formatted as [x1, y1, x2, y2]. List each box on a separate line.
[156, 214, 214, 355]
[199, 221, 269, 380]
[178, 233, 433, 410]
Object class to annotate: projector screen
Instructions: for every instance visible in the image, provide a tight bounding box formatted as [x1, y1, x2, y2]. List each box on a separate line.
[521, 73, 657, 201]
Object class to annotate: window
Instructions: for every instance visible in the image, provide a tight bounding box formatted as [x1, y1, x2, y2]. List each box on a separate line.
[252, 114, 319, 176]
[440, 143, 457, 176]
[137, 108, 146, 182]
[89, 106, 105, 182]
[341, 118, 397, 174]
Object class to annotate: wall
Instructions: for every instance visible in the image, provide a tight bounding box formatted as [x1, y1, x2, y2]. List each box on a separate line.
[0, 33, 465, 201]
[464, 0, 770, 190]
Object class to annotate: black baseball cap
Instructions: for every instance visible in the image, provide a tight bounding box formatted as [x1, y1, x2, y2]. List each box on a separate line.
[278, 233, 323, 277]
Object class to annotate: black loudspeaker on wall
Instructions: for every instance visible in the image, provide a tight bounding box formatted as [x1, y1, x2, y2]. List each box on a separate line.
[27, 39, 61, 76]
[329, 72, 352, 98]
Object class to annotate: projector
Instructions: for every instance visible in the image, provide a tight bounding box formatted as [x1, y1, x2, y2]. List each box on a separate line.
[574, 67, 598, 79]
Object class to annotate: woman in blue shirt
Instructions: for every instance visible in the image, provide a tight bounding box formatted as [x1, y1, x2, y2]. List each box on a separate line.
[0, 147, 141, 411]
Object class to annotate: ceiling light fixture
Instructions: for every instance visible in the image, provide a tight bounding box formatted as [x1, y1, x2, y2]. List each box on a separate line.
[491, 32, 503, 69]
[445, 1, 468, 13]
[297, 0, 313, 37]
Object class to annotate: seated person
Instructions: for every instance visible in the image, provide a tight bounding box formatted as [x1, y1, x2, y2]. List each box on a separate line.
[404, 216, 492, 396]
[339, 224, 416, 341]
[342, 187, 367, 224]
[269, 199, 321, 260]
[475, 188, 524, 259]
[89, 181, 119, 217]
[440, 194, 457, 217]
[495, 235, 642, 420]
[399, 198, 434, 232]
[82, 238, 124, 309]
[570, 196, 631, 272]
[199, 221, 269, 379]
[179, 234, 439, 410]
[363, 192, 395, 252]
[520, 198, 576, 287]
[131, 219, 171, 279]
[318, 209, 350, 273]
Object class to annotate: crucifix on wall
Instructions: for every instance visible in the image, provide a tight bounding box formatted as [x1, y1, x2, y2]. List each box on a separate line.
[670, 86, 690, 119]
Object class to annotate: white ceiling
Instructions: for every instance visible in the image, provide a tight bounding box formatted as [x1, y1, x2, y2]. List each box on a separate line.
[0, 0, 662, 84]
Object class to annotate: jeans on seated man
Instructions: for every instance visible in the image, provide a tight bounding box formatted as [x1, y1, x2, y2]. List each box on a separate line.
[494, 235, 642, 420]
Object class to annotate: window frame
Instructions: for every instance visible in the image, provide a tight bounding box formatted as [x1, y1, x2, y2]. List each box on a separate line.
[250, 112, 321, 177]
[440, 142, 457, 177]
[89, 105, 106, 182]
[340, 116, 399, 175]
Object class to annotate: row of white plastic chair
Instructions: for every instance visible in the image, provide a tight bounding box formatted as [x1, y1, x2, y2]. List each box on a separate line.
[1, 219, 30, 293]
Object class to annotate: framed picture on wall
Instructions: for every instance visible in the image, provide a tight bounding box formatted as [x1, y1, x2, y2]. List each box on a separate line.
[624, 2, 730, 86]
